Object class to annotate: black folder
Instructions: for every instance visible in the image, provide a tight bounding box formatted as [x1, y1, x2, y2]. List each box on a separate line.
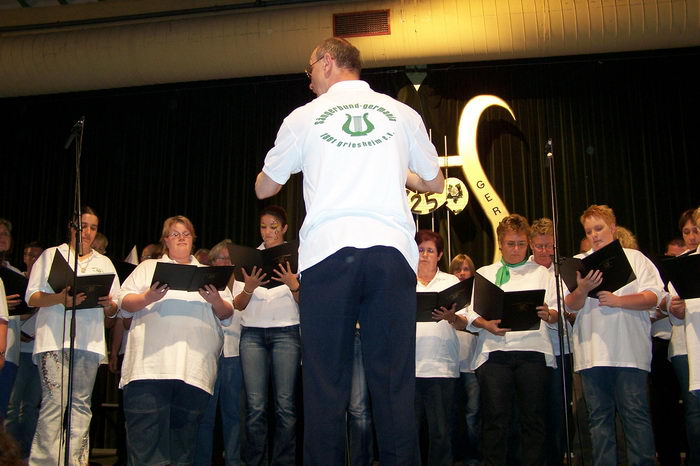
[0, 266, 33, 316]
[473, 273, 545, 332]
[47, 252, 116, 310]
[150, 262, 234, 291]
[227, 242, 298, 289]
[416, 277, 474, 322]
[111, 261, 137, 284]
[560, 240, 636, 298]
[661, 253, 700, 300]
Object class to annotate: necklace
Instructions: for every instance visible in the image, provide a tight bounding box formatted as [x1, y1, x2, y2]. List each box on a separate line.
[77, 251, 95, 273]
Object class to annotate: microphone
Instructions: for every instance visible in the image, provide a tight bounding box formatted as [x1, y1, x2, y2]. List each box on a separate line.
[64, 116, 85, 149]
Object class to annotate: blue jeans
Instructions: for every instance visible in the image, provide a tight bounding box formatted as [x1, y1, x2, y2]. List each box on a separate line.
[5, 352, 42, 458]
[239, 325, 300, 466]
[348, 330, 374, 466]
[579, 367, 655, 466]
[0, 359, 18, 419]
[459, 372, 481, 465]
[123, 379, 211, 466]
[671, 355, 700, 465]
[300, 246, 418, 466]
[194, 355, 244, 466]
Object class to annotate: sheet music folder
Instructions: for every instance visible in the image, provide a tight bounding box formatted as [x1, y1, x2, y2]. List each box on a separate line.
[150, 263, 234, 291]
[560, 240, 636, 298]
[416, 277, 474, 323]
[473, 273, 545, 332]
[661, 253, 700, 300]
[47, 253, 115, 310]
[0, 266, 33, 316]
[227, 242, 298, 289]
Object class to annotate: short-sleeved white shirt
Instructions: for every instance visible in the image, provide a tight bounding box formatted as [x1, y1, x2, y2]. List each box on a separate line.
[568, 247, 663, 373]
[262, 80, 440, 273]
[416, 271, 465, 378]
[118, 255, 233, 394]
[466, 261, 557, 370]
[26, 244, 120, 362]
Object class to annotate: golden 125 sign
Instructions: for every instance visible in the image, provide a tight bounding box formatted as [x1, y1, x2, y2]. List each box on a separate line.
[407, 95, 514, 262]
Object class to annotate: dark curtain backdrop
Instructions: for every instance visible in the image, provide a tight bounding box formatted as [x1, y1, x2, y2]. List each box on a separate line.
[2, 47, 698, 271]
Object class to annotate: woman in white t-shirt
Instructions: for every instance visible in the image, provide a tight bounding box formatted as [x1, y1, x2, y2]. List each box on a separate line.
[233, 205, 301, 466]
[26, 207, 120, 465]
[119, 215, 233, 466]
[565, 204, 663, 466]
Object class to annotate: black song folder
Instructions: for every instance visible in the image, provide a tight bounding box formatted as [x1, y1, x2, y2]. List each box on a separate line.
[0, 266, 33, 316]
[416, 277, 474, 322]
[661, 253, 700, 300]
[473, 273, 545, 332]
[151, 262, 234, 291]
[47, 252, 115, 310]
[227, 242, 298, 289]
[560, 240, 636, 298]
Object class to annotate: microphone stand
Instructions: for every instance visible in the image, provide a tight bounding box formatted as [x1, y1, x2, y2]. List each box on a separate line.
[545, 139, 573, 464]
[64, 116, 84, 464]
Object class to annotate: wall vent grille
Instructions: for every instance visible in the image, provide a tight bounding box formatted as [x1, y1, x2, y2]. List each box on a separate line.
[333, 10, 390, 38]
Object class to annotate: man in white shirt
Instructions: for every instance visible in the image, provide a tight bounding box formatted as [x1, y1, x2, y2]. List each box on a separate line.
[255, 37, 443, 465]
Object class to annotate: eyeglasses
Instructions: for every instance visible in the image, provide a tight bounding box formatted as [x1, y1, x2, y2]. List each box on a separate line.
[418, 247, 437, 255]
[504, 241, 528, 249]
[304, 56, 324, 79]
[167, 231, 192, 239]
[532, 243, 554, 251]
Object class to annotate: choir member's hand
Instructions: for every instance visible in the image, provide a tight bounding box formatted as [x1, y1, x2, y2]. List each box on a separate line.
[595, 291, 621, 308]
[98, 295, 117, 315]
[564, 310, 576, 324]
[537, 304, 553, 323]
[668, 296, 686, 319]
[432, 304, 457, 324]
[576, 269, 603, 294]
[482, 319, 510, 336]
[199, 284, 224, 305]
[6, 294, 21, 311]
[242, 266, 269, 291]
[144, 282, 169, 305]
[59, 287, 87, 308]
[272, 262, 299, 290]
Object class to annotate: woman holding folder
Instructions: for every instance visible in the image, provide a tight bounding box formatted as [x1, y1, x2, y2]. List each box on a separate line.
[464, 214, 558, 466]
[25, 207, 120, 465]
[565, 204, 663, 466]
[119, 215, 234, 465]
[232, 205, 301, 466]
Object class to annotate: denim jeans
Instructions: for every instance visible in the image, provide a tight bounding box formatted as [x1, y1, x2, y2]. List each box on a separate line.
[123, 379, 211, 466]
[29, 349, 101, 466]
[671, 355, 700, 465]
[240, 325, 300, 466]
[476, 350, 550, 466]
[300, 247, 419, 466]
[348, 330, 374, 466]
[5, 351, 42, 458]
[459, 371, 481, 465]
[415, 377, 456, 466]
[194, 355, 244, 466]
[579, 366, 655, 466]
[0, 360, 18, 419]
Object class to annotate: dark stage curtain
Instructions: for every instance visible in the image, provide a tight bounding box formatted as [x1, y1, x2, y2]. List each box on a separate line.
[1, 48, 698, 270]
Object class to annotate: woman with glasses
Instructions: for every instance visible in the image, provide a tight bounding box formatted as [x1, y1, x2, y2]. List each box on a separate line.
[233, 205, 301, 466]
[465, 214, 558, 466]
[119, 215, 234, 465]
[565, 204, 663, 466]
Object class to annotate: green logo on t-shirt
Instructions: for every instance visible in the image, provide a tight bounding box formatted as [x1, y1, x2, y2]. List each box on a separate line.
[342, 113, 375, 137]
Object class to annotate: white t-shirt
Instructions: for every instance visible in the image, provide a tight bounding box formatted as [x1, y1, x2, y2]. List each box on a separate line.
[528, 256, 573, 356]
[466, 261, 557, 370]
[568, 248, 663, 373]
[26, 244, 120, 362]
[262, 80, 440, 273]
[416, 271, 465, 378]
[118, 255, 232, 394]
[667, 248, 700, 391]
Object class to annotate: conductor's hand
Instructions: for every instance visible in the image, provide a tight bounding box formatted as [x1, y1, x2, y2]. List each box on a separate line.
[144, 282, 169, 306]
[242, 266, 269, 291]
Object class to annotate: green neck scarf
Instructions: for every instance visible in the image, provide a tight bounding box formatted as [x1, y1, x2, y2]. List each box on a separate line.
[495, 258, 528, 287]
